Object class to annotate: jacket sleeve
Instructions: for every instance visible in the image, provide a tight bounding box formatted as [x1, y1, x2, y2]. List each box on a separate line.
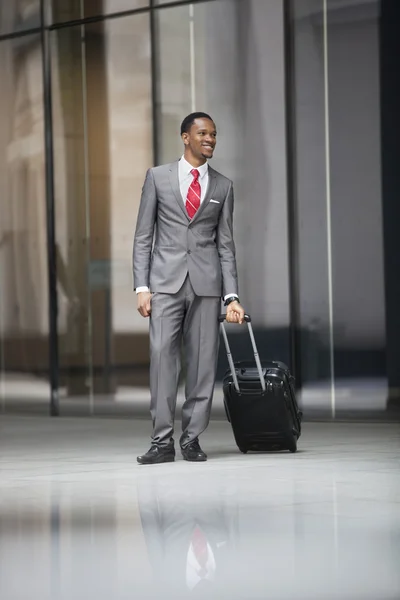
[216, 182, 239, 298]
[132, 168, 157, 290]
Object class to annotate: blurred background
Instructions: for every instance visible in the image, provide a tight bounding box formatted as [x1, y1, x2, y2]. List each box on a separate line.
[0, 0, 398, 422]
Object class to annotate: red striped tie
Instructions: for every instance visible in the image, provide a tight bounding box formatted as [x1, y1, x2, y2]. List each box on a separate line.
[186, 168, 201, 219]
[191, 525, 209, 578]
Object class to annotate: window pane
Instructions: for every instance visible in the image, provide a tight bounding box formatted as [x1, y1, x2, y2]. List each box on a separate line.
[154, 0, 202, 5]
[0, 0, 41, 36]
[326, 0, 386, 414]
[290, 0, 332, 413]
[51, 13, 152, 413]
[49, 0, 148, 24]
[0, 33, 49, 412]
[290, 0, 387, 417]
[51, 25, 92, 405]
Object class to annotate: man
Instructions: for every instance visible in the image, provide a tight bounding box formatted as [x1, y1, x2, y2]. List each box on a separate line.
[133, 112, 245, 465]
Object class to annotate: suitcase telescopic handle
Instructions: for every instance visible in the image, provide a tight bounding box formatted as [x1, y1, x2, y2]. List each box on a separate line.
[218, 314, 266, 392]
[218, 314, 252, 323]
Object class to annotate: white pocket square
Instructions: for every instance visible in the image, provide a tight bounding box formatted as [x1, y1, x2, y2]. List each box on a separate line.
[210, 199, 220, 204]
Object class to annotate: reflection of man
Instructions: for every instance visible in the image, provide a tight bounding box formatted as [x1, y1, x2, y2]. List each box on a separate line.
[137, 473, 233, 597]
[133, 112, 245, 465]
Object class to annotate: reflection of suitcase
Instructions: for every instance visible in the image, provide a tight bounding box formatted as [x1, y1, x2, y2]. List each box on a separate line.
[219, 314, 302, 454]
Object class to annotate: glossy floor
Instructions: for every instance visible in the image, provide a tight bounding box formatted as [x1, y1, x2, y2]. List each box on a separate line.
[0, 416, 399, 600]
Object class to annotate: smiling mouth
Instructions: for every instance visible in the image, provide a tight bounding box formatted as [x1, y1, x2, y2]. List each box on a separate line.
[202, 145, 214, 150]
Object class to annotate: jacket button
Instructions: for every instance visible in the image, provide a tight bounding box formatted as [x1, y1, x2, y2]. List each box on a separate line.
[187, 250, 191, 254]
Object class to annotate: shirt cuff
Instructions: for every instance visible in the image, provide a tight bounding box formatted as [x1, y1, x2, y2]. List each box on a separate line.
[224, 293, 239, 302]
[136, 286, 150, 294]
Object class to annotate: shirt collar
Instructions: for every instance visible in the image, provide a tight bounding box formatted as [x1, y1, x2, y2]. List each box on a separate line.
[180, 155, 208, 179]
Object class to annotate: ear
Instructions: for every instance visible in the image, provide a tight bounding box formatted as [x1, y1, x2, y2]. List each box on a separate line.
[181, 132, 189, 146]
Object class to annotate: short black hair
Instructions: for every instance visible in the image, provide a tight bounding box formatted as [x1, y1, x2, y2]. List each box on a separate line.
[180, 112, 214, 135]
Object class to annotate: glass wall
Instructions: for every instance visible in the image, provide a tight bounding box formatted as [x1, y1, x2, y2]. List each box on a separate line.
[47, 1, 148, 24]
[51, 13, 153, 414]
[0, 30, 49, 413]
[289, 0, 388, 418]
[0, 0, 292, 416]
[0, 0, 41, 37]
[1, 0, 394, 420]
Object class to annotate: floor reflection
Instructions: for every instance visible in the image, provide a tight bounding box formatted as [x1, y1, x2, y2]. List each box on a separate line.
[137, 472, 237, 599]
[0, 417, 399, 600]
[136, 467, 400, 600]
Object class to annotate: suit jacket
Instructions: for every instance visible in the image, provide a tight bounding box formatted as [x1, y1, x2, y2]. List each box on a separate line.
[133, 160, 238, 297]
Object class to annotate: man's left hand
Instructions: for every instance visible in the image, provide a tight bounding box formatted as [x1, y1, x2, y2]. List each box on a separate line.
[226, 301, 245, 325]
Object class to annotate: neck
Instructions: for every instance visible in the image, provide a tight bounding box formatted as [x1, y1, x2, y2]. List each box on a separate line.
[184, 151, 207, 169]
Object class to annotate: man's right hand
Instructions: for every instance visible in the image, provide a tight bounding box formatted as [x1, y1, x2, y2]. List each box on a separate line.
[137, 291, 152, 318]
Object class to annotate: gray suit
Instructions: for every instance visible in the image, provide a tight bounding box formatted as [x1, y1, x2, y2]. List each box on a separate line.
[133, 160, 238, 447]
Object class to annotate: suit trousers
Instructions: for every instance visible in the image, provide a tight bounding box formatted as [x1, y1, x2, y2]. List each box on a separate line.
[149, 275, 220, 447]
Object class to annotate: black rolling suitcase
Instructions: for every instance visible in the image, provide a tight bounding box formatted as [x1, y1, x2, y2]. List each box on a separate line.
[219, 314, 302, 453]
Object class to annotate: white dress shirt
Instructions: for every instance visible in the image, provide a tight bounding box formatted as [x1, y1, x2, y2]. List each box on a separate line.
[136, 156, 238, 302]
[185, 537, 216, 590]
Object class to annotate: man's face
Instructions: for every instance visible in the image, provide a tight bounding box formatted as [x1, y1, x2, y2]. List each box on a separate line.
[182, 118, 217, 160]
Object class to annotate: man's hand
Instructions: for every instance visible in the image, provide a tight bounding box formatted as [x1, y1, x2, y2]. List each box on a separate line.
[226, 301, 245, 325]
[137, 291, 152, 318]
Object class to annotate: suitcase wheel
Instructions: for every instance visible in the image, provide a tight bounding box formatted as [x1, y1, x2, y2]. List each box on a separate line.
[239, 446, 248, 454]
[287, 438, 297, 453]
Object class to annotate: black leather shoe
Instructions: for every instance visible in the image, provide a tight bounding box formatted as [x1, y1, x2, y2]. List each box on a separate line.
[181, 440, 207, 462]
[137, 444, 175, 465]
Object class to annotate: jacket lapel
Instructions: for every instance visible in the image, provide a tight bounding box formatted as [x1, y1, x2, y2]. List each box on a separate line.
[169, 161, 190, 221]
[190, 168, 218, 225]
